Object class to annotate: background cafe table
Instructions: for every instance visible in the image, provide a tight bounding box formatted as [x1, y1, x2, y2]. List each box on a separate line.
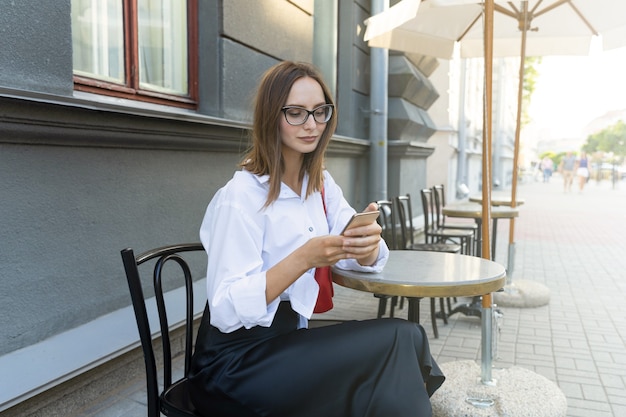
[469, 193, 525, 207]
[332, 250, 507, 383]
[442, 203, 519, 260]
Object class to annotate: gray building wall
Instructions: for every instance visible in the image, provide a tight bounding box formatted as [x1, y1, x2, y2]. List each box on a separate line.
[0, 0, 440, 411]
[0, 0, 73, 95]
[1, 0, 328, 358]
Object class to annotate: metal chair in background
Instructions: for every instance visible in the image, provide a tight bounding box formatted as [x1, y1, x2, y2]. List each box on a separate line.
[373, 200, 401, 319]
[376, 197, 459, 338]
[394, 194, 462, 255]
[432, 184, 478, 254]
[420, 189, 475, 255]
[394, 194, 461, 333]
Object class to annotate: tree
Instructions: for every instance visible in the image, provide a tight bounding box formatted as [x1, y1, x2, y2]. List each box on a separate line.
[521, 57, 542, 128]
[582, 120, 626, 162]
[582, 120, 626, 186]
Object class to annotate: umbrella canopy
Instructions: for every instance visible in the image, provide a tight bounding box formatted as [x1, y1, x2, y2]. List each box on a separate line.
[365, 0, 626, 59]
[364, 0, 483, 59]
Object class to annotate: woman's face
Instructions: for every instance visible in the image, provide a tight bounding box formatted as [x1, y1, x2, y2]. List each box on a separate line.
[279, 77, 328, 160]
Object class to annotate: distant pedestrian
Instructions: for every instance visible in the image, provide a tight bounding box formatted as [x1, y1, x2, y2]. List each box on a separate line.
[541, 156, 554, 183]
[559, 151, 576, 192]
[577, 152, 590, 192]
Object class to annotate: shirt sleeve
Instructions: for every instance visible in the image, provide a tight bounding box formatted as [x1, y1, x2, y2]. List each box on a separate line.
[200, 193, 278, 333]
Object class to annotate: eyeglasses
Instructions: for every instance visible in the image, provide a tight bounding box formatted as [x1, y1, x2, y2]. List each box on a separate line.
[281, 104, 334, 126]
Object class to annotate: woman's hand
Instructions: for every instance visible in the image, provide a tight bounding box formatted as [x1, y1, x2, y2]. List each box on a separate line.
[341, 202, 382, 266]
[265, 234, 346, 302]
[302, 235, 350, 268]
[265, 203, 382, 302]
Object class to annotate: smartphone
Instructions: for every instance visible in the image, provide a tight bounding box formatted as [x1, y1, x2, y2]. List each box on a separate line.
[340, 210, 380, 235]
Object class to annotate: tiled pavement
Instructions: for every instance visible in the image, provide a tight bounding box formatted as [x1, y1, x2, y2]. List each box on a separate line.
[83, 176, 626, 417]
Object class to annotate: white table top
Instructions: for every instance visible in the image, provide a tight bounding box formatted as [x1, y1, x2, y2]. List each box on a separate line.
[332, 250, 506, 298]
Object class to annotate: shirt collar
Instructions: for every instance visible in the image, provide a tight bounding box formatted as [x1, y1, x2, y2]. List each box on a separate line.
[249, 170, 311, 201]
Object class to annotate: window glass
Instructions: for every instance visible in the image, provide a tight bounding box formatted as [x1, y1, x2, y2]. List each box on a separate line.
[71, 0, 194, 104]
[72, 0, 125, 84]
[138, 0, 188, 95]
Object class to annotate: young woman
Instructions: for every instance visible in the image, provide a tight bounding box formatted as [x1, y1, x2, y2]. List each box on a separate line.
[189, 61, 444, 417]
[577, 152, 590, 192]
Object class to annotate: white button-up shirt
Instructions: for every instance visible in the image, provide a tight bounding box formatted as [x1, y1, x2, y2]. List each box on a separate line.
[200, 169, 389, 333]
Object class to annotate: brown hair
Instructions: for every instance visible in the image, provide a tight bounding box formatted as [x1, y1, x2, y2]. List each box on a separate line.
[240, 61, 337, 207]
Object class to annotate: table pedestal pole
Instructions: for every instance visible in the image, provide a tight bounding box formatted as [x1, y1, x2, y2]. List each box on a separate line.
[480, 294, 495, 385]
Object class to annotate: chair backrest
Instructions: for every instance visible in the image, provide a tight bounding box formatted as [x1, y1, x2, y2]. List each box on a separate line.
[432, 184, 447, 228]
[420, 188, 437, 237]
[376, 200, 397, 249]
[394, 194, 415, 249]
[121, 243, 205, 417]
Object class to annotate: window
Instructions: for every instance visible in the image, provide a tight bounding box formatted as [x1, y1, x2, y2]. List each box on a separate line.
[71, 0, 197, 107]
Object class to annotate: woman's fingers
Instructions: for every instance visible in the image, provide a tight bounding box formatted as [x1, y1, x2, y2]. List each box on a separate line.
[342, 233, 380, 256]
[306, 235, 348, 266]
[308, 226, 382, 265]
[342, 221, 381, 238]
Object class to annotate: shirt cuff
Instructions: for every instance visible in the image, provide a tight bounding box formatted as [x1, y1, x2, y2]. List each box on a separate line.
[229, 273, 276, 329]
[287, 271, 318, 319]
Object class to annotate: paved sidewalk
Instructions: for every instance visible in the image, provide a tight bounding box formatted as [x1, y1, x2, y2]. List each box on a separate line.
[84, 177, 626, 417]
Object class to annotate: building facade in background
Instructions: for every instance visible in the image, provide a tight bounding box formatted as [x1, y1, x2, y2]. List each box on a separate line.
[0, 0, 518, 413]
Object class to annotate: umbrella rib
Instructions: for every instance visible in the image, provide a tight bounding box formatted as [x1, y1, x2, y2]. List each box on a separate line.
[494, 3, 517, 20]
[533, 0, 598, 35]
[529, 0, 544, 15]
[457, 13, 483, 42]
[567, 1, 599, 35]
[534, 0, 568, 17]
[506, 1, 521, 16]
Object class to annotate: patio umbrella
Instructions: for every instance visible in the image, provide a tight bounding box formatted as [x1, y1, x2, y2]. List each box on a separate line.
[367, 0, 499, 385]
[364, 0, 626, 270]
[364, 0, 626, 388]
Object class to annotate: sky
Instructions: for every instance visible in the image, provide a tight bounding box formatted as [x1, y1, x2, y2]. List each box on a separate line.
[526, 46, 626, 140]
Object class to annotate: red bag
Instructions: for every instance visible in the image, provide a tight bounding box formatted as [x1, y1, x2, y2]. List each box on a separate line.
[313, 187, 334, 313]
[313, 265, 333, 313]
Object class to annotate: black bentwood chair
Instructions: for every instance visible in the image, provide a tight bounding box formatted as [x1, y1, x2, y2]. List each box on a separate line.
[121, 243, 205, 417]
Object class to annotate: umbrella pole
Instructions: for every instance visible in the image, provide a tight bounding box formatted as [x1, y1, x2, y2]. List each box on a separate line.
[481, 5, 493, 262]
[507, 2, 529, 282]
[480, 0, 495, 387]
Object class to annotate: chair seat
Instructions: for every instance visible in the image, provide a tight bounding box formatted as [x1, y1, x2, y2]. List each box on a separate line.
[161, 379, 203, 417]
[442, 221, 477, 231]
[409, 243, 461, 253]
[429, 227, 474, 239]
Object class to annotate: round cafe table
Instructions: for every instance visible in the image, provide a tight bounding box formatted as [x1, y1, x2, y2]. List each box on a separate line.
[332, 250, 505, 299]
[332, 250, 506, 384]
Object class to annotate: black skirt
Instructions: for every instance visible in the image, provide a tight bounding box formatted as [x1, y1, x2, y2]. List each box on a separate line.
[189, 302, 445, 417]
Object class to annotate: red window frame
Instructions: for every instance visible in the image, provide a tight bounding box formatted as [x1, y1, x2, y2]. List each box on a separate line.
[73, 0, 198, 109]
